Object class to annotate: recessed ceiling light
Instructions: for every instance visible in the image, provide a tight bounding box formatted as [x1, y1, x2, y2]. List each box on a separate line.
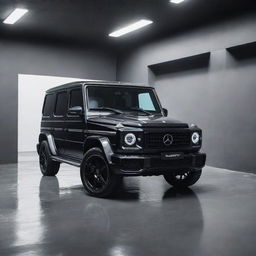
[3, 8, 28, 25]
[109, 19, 153, 38]
[170, 0, 185, 4]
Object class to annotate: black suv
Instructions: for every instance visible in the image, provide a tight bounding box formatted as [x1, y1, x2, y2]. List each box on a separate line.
[37, 80, 206, 197]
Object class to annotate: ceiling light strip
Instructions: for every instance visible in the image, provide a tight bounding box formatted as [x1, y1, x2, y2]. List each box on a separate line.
[170, 0, 185, 4]
[109, 19, 153, 38]
[3, 8, 28, 25]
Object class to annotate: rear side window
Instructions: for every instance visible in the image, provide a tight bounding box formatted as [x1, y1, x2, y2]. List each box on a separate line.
[43, 94, 55, 116]
[70, 89, 83, 108]
[55, 92, 68, 116]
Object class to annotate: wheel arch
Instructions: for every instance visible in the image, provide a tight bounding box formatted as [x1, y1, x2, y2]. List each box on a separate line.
[38, 132, 57, 156]
[84, 136, 113, 164]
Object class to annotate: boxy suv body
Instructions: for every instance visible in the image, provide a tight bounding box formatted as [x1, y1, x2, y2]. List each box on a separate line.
[37, 80, 206, 197]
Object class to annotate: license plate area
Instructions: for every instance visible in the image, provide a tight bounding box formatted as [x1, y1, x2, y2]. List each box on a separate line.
[161, 152, 184, 160]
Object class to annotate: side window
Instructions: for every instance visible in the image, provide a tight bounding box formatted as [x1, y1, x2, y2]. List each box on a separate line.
[43, 94, 55, 116]
[138, 92, 156, 111]
[70, 89, 83, 109]
[55, 92, 68, 116]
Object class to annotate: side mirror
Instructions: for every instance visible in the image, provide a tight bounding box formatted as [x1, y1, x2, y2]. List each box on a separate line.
[68, 106, 83, 116]
[163, 108, 168, 117]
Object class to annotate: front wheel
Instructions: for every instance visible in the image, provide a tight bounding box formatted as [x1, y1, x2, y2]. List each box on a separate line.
[163, 169, 202, 188]
[80, 147, 122, 198]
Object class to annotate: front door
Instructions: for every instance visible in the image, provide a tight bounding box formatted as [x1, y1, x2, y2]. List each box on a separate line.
[65, 88, 85, 161]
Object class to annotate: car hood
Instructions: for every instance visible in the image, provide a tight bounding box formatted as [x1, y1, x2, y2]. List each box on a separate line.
[87, 114, 189, 128]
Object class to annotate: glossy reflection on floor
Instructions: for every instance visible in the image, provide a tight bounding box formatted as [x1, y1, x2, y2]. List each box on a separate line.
[0, 153, 256, 256]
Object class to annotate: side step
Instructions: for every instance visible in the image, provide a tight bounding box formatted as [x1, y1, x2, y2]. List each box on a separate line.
[51, 156, 81, 167]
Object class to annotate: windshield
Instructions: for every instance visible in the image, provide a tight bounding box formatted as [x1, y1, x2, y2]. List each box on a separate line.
[87, 86, 162, 115]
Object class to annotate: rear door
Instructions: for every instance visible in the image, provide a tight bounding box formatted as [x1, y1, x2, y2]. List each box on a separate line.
[41, 92, 56, 140]
[52, 90, 68, 156]
[65, 87, 86, 161]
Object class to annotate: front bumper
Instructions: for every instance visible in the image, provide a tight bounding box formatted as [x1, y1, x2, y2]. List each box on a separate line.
[111, 152, 206, 176]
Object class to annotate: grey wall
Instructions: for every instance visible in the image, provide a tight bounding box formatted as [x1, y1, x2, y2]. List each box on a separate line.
[117, 14, 256, 173]
[0, 39, 116, 164]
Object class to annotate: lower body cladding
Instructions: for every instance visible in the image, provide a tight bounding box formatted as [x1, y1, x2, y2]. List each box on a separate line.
[111, 152, 206, 176]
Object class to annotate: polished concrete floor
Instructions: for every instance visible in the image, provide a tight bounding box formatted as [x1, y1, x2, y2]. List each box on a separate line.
[0, 153, 256, 256]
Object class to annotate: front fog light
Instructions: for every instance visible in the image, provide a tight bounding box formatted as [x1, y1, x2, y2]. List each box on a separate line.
[191, 132, 200, 144]
[124, 133, 136, 146]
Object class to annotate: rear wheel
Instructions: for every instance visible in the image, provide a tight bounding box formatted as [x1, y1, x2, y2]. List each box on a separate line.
[80, 147, 121, 198]
[164, 169, 202, 188]
[39, 141, 60, 176]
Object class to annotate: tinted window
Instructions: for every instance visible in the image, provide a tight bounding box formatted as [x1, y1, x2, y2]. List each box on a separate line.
[70, 89, 83, 108]
[43, 94, 55, 116]
[87, 86, 161, 113]
[138, 92, 156, 111]
[55, 92, 68, 116]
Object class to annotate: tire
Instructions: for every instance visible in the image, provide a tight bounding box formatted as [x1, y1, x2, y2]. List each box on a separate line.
[80, 147, 121, 198]
[163, 169, 202, 188]
[39, 141, 60, 176]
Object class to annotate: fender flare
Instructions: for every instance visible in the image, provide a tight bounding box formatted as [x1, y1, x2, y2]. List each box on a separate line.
[38, 132, 57, 156]
[84, 136, 114, 164]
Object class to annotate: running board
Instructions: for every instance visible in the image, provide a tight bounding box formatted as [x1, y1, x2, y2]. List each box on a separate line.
[51, 156, 81, 167]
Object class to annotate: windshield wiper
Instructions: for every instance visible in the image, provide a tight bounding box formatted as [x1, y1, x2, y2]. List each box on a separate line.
[90, 107, 123, 114]
[129, 108, 152, 116]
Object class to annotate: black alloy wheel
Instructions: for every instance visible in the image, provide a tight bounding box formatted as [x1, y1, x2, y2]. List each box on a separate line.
[39, 146, 48, 171]
[84, 155, 109, 192]
[80, 147, 121, 197]
[39, 141, 60, 176]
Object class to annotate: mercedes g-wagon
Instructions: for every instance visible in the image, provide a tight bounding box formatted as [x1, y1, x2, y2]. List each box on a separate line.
[37, 80, 206, 197]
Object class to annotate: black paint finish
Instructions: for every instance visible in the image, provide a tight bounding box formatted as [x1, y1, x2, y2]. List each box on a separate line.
[38, 81, 206, 175]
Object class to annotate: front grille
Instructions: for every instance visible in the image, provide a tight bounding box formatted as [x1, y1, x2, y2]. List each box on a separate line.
[144, 131, 191, 149]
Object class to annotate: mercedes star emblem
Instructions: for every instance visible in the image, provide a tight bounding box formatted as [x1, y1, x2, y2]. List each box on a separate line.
[163, 134, 173, 146]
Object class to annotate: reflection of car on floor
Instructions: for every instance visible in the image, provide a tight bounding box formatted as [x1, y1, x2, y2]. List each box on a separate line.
[39, 176, 204, 256]
[37, 80, 206, 197]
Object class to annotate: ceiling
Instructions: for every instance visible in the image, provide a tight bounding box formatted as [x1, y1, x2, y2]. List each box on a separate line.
[0, 0, 256, 51]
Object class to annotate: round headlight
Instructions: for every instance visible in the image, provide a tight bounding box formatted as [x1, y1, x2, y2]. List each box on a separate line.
[124, 133, 136, 146]
[191, 132, 200, 144]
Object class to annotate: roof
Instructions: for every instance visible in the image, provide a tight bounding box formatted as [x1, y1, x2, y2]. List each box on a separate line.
[46, 80, 153, 93]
